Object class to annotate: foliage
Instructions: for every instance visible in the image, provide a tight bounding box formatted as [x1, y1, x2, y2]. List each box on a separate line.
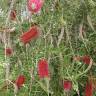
[0, 0, 96, 96]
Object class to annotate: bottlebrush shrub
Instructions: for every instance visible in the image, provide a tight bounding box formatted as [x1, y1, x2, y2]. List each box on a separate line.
[15, 75, 25, 89]
[85, 81, 93, 96]
[20, 25, 40, 44]
[5, 48, 13, 56]
[81, 55, 91, 65]
[63, 80, 72, 92]
[10, 10, 16, 20]
[37, 59, 49, 78]
[27, 0, 44, 13]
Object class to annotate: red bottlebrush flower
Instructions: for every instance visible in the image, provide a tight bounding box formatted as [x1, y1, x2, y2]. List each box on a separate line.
[85, 81, 93, 96]
[27, 0, 44, 13]
[10, 10, 16, 20]
[20, 26, 39, 44]
[15, 75, 25, 88]
[38, 59, 49, 78]
[82, 55, 91, 65]
[5, 48, 13, 56]
[63, 80, 72, 92]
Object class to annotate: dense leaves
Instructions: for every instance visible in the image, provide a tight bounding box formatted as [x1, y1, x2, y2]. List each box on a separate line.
[0, 0, 96, 96]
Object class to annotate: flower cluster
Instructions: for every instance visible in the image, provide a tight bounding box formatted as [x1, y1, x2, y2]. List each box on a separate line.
[37, 59, 49, 78]
[20, 25, 40, 44]
[5, 48, 13, 56]
[15, 75, 25, 89]
[27, 0, 44, 13]
[63, 80, 72, 92]
[85, 80, 93, 96]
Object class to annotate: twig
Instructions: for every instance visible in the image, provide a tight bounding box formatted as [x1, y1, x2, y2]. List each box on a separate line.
[0, 27, 16, 33]
[65, 24, 74, 55]
[57, 27, 64, 47]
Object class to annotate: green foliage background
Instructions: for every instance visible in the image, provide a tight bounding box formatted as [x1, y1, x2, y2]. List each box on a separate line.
[0, 0, 96, 96]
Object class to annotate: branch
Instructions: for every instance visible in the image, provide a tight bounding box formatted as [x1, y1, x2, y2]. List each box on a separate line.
[57, 27, 64, 47]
